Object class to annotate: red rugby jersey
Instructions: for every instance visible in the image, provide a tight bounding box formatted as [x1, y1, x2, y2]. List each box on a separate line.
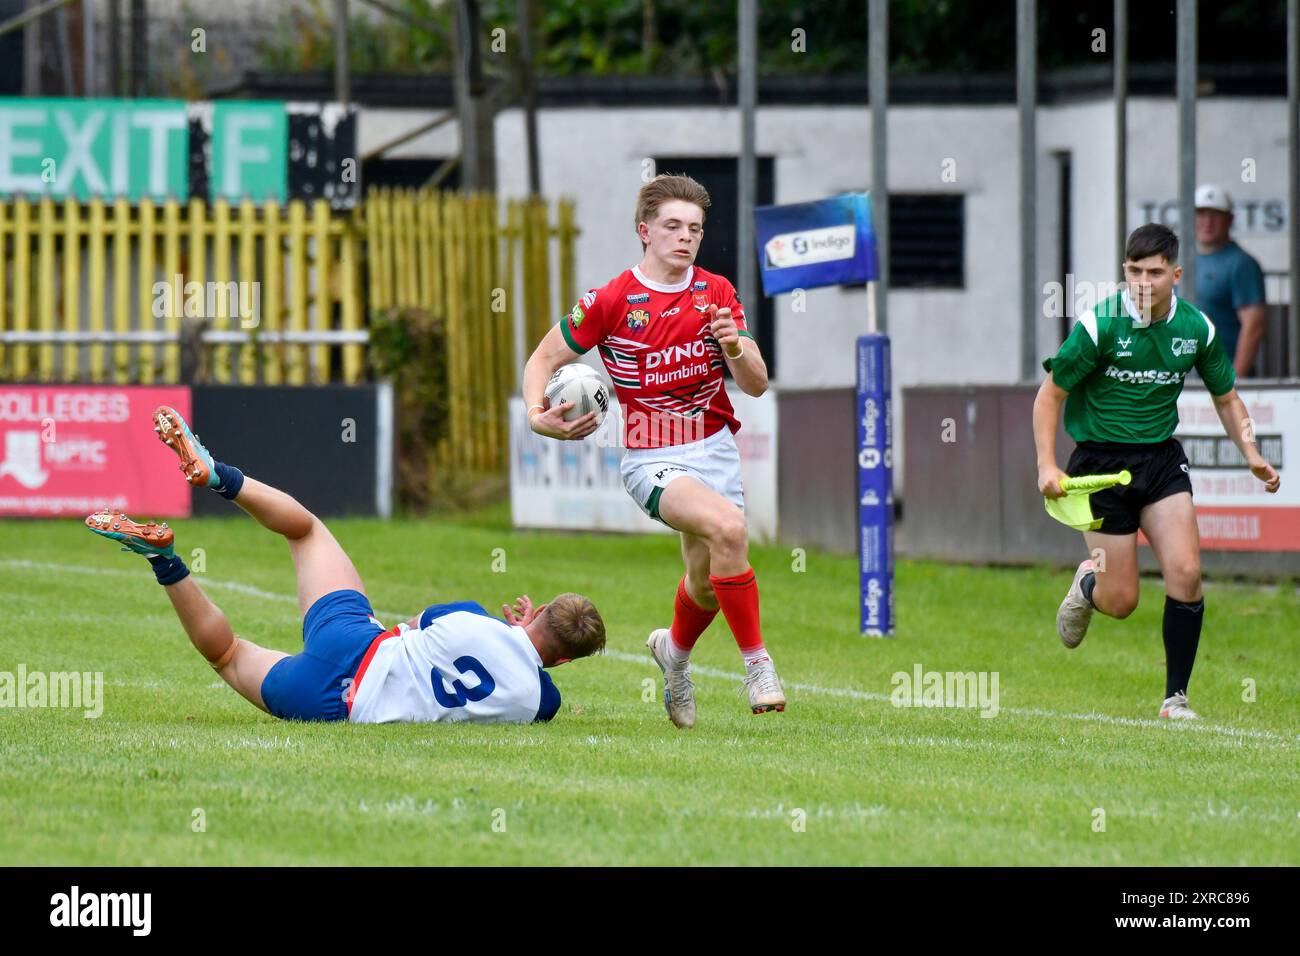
[559, 265, 753, 449]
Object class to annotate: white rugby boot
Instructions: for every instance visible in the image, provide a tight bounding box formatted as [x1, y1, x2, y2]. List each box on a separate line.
[1056, 559, 1096, 649]
[646, 628, 696, 729]
[1159, 692, 1200, 720]
[741, 655, 786, 715]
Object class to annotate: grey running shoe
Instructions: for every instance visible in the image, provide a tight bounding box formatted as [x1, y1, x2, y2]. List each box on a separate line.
[646, 628, 696, 729]
[1056, 559, 1095, 649]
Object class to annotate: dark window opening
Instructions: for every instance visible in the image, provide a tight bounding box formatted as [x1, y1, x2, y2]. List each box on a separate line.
[1054, 152, 1072, 346]
[361, 157, 460, 191]
[888, 194, 964, 289]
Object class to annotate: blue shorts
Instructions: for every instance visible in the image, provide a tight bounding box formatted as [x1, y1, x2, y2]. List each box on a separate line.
[259, 589, 387, 722]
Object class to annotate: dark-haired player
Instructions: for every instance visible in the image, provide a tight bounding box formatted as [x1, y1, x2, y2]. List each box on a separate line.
[1034, 223, 1279, 719]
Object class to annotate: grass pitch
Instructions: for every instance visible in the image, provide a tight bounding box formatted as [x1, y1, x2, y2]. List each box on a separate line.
[1, 505, 1296, 866]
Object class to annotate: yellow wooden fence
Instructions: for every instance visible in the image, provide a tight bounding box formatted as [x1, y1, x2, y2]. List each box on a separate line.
[0, 189, 578, 474]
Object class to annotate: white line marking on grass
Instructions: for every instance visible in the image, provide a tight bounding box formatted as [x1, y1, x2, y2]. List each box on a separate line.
[4, 558, 145, 580]
[2, 559, 302, 606]
[602, 649, 1296, 744]
[7, 558, 1294, 744]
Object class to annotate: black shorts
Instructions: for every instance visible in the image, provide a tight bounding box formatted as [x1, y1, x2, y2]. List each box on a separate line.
[1064, 438, 1193, 535]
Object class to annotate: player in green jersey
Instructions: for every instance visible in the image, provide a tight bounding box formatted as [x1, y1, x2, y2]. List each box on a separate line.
[1034, 223, 1280, 719]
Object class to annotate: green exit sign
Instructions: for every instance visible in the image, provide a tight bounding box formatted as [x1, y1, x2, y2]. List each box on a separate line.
[0, 98, 291, 203]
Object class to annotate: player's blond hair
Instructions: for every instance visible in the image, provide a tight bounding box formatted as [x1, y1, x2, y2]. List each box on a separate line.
[544, 593, 606, 660]
[635, 174, 711, 250]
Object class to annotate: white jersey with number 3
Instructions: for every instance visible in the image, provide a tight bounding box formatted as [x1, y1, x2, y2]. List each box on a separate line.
[347, 602, 561, 724]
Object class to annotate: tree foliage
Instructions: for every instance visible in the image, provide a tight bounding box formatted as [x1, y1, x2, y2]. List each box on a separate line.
[256, 0, 1286, 79]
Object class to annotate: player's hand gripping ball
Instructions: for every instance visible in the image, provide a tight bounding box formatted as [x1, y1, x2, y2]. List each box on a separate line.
[544, 364, 610, 426]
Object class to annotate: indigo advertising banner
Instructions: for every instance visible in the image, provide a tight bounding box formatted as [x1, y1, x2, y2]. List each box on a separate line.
[855, 334, 894, 637]
[754, 191, 878, 296]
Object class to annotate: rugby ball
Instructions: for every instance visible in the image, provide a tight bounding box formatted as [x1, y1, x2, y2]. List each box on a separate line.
[544, 364, 610, 426]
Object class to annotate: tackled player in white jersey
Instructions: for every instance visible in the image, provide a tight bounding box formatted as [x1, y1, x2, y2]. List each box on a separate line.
[85, 407, 605, 724]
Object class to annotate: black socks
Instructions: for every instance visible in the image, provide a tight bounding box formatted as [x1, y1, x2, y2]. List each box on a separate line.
[1080, 570, 1097, 608]
[212, 461, 244, 501]
[143, 458, 238, 586]
[1077, 566, 1203, 700]
[148, 553, 190, 586]
[1163, 595, 1204, 698]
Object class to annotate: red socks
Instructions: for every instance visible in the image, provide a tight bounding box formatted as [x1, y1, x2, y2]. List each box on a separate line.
[710, 567, 764, 656]
[670, 577, 718, 653]
[670, 569, 767, 661]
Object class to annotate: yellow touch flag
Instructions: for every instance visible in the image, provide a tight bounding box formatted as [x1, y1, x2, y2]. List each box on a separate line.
[1044, 470, 1132, 531]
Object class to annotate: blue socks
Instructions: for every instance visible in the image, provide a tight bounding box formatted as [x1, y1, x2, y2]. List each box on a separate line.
[139, 455, 239, 585]
[142, 457, 239, 586]
[212, 460, 244, 500]
[148, 553, 190, 586]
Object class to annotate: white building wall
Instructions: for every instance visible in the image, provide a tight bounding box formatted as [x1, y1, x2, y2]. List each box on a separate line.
[358, 96, 1288, 486]
[1126, 97, 1288, 272]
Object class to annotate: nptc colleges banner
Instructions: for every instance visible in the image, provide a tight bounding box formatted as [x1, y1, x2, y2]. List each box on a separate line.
[0, 386, 192, 517]
[0, 99, 357, 206]
[754, 192, 879, 295]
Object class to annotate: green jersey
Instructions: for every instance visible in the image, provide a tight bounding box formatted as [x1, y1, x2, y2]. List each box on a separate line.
[1043, 291, 1236, 444]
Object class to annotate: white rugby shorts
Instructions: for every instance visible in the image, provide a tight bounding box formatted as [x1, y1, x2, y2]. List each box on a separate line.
[620, 427, 744, 525]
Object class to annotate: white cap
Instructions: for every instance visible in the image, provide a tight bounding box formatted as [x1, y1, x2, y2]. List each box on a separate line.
[1195, 183, 1233, 213]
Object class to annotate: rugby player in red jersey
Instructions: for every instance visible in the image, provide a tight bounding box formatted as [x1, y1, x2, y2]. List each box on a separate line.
[522, 174, 784, 729]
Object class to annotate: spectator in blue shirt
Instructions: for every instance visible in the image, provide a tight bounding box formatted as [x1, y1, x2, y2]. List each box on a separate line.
[1193, 184, 1267, 377]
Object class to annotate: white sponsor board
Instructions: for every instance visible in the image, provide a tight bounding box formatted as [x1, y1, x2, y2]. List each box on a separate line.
[763, 224, 857, 269]
[1172, 386, 1298, 551]
[509, 390, 778, 541]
